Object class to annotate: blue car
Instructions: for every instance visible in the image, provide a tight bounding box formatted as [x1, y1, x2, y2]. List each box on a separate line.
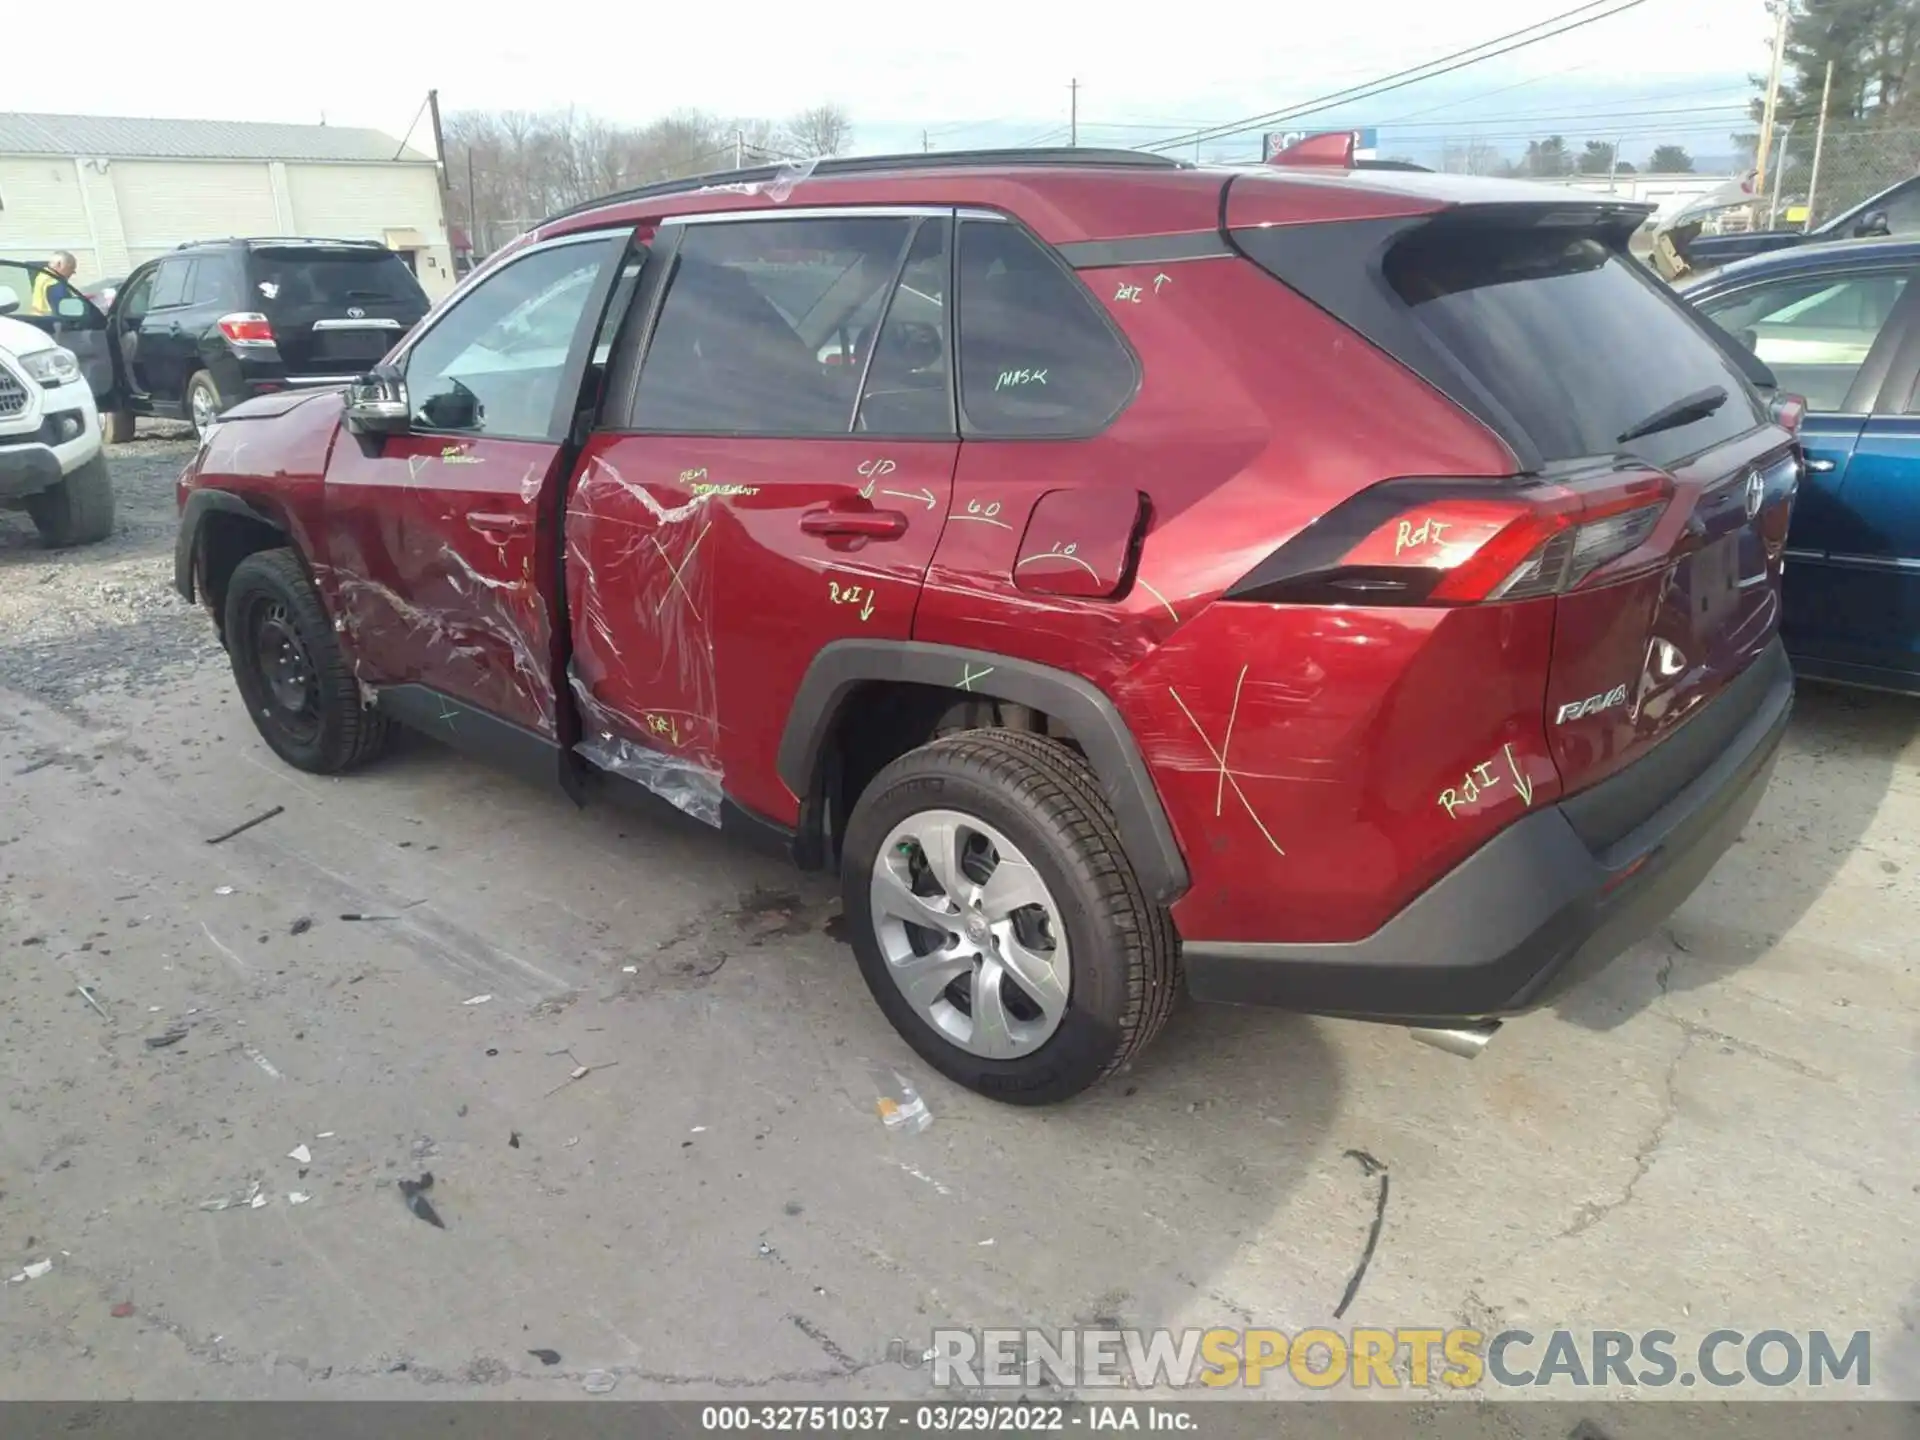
[1684, 236, 1920, 695]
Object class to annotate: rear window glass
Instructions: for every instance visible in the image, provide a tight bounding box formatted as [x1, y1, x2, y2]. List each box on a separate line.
[245, 250, 428, 311]
[1384, 228, 1764, 467]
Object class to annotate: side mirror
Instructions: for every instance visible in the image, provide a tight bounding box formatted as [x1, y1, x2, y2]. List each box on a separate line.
[0, 285, 18, 316]
[1855, 209, 1891, 238]
[344, 368, 410, 436]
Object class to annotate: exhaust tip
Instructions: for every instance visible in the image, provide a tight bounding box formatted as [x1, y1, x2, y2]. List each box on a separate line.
[1409, 1022, 1502, 1059]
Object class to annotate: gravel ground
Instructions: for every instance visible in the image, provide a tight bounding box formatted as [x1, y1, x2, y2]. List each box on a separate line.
[0, 430, 217, 703]
[0, 438, 1916, 1413]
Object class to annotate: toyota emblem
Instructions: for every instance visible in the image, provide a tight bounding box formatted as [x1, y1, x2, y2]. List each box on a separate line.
[1744, 470, 1765, 519]
[346, 306, 366, 319]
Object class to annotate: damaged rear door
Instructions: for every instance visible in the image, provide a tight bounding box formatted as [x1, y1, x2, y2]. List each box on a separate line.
[321, 229, 632, 738]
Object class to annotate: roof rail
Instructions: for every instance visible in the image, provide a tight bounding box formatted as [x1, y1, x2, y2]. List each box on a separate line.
[543, 146, 1190, 225]
[173, 236, 388, 250]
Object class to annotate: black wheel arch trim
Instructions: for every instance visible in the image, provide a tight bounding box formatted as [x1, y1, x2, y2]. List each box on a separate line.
[174, 488, 286, 603]
[778, 639, 1190, 904]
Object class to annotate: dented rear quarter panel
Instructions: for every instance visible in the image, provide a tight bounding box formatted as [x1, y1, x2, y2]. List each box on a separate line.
[915, 250, 1554, 944]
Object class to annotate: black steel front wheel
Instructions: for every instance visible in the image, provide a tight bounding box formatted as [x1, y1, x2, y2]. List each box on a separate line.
[222, 548, 390, 773]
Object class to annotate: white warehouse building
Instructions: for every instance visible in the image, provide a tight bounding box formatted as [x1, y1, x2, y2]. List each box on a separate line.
[0, 113, 457, 299]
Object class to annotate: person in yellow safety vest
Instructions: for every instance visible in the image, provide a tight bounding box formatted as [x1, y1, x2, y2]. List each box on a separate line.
[29, 252, 78, 314]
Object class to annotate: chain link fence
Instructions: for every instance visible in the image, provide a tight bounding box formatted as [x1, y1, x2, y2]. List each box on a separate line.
[1735, 121, 1920, 232]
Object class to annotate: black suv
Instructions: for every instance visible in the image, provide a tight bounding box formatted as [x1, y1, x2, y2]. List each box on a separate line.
[103, 238, 431, 439]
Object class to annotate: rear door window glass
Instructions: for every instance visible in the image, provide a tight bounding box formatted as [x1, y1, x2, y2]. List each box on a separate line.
[1696, 269, 1911, 412]
[632, 216, 914, 435]
[1385, 227, 1764, 467]
[149, 260, 191, 309]
[955, 219, 1136, 437]
[856, 218, 953, 437]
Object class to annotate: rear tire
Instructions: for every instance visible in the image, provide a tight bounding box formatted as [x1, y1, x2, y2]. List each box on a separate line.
[223, 548, 390, 774]
[25, 452, 116, 547]
[185, 369, 224, 438]
[105, 409, 136, 444]
[841, 729, 1181, 1105]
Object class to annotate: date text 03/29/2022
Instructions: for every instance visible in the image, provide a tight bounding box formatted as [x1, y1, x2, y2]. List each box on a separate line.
[699, 1405, 1194, 1432]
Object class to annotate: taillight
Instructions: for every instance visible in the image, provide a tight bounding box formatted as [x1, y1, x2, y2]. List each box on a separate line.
[1224, 472, 1674, 607]
[217, 312, 276, 347]
[1769, 392, 1807, 434]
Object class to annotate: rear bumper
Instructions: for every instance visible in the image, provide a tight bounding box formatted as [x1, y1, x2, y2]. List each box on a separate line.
[1182, 639, 1793, 1021]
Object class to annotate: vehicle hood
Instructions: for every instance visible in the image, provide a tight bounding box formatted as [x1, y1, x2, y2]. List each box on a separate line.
[217, 388, 345, 422]
[0, 313, 55, 358]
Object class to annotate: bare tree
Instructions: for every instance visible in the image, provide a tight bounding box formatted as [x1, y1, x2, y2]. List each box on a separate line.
[783, 104, 853, 158]
[443, 102, 855, 258]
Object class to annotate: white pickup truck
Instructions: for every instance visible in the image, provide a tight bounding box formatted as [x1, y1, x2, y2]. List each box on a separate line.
[0, 310, 114, 546]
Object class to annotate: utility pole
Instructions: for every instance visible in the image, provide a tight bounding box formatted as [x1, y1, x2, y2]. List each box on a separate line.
[1768, 120, 1795, 227]
[427, 88, 451, 199]
[1069, 79, 1079, 147]
[1607, 135, 1623, 192]
[465, 147, 478, 262]
[1755, 0, 1790, 200]
[734, 129, 744, 169]
[1804, 58, 1835, 231]
[922, 129, 930, 153]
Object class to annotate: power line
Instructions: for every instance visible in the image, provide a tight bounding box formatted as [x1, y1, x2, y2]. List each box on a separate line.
[1143, 0, 1649, 153]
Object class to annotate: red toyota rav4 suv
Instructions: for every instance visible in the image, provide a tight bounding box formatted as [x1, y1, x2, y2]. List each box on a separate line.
[174, 148, 1797, 1104]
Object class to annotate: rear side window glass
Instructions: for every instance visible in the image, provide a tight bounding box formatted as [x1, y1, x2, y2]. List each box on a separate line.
[246, 249, 428, 311]
[1696, 270, 1910, 413]
[632, 216, 914, 436]
[188, 259, 237, 308]
[149, 260, 190, 309]
[956, 220, 1136, 437]
[1384, 227, 1763, 468]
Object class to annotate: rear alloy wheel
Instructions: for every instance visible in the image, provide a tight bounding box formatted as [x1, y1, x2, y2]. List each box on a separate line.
[185, 370, 224, 438]
[842, 730, 1180, 1104]
[223, 549, 389, 773]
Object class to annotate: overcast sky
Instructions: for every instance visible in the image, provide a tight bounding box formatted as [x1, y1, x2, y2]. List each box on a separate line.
[23, 0, 1772, 162]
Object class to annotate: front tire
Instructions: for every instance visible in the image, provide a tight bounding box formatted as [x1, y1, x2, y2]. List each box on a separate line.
[841, 729, 1181, 1105]
[223, 549, 390, 773]
[25, 452, 115, 547]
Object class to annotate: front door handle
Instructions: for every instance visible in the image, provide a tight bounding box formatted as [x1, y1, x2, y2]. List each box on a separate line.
[801, 507, 907, 539]
[1804, 457, 1837, 472]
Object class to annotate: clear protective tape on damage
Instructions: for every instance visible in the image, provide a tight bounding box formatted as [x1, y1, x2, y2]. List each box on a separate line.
[564, 452, 725, 827]
[696, 156, 819, 203]
[569, 671, 724, 827]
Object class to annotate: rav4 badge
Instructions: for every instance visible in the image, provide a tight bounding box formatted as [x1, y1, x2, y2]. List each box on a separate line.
[1556, 684, 1630, 724]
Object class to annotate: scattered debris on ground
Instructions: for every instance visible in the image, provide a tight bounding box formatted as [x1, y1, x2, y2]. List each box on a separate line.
[144, 1028, 187, 1049]
[204, 804, 285, 845]
[398, 1172, 445, 1229]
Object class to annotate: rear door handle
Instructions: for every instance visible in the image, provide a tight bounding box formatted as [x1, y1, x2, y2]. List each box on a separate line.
[467, 512, 531, 542]
[801, 507, 907, 539]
